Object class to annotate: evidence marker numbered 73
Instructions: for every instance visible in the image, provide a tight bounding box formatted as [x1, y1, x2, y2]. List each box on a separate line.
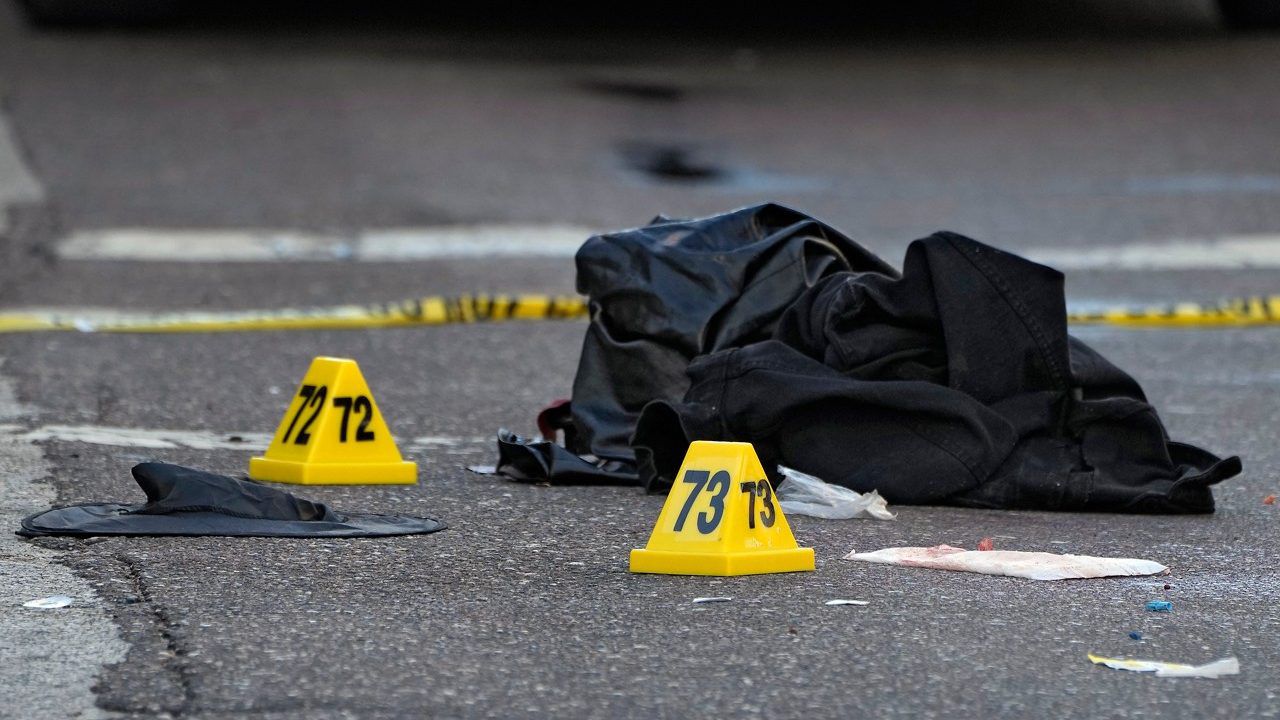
[630, 441, 814, 576]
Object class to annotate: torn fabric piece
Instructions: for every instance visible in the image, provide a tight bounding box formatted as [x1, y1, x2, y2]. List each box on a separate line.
[842, 544, 1167, 580]
[17, 463, 445, 538]
[1088, 653, 1240, 678]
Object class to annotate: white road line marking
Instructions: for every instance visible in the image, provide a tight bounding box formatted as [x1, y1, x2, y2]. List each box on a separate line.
[1124, 173, 1280, 194]
[0, 113, 45, 234]
[58, 229, 354, 262]
[0, 424, 490, 454]
[0, 115, 42, 205]
[0, 363, 127, 720]
[53, 225, 1280, 270]
[1024, 235, 1280, 271]
[361, 225, 593, 259]
[58, 225, 596, 262]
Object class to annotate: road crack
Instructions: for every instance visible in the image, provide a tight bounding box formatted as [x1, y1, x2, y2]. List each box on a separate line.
[62, 547, 199, 717]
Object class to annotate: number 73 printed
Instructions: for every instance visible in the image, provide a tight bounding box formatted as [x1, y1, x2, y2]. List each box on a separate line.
[672, 469, 776, 535]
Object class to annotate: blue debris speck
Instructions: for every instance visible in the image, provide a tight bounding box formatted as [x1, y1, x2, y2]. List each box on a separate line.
[1129, 631, 1143, 640]
[1145, 601, 1173, 612]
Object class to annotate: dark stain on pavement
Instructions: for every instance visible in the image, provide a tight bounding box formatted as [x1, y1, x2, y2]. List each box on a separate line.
[618, 143, 725, 183]
[579, 79, 687, 103]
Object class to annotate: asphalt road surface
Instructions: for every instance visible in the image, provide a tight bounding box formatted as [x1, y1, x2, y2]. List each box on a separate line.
[1, 1, 1278, 718]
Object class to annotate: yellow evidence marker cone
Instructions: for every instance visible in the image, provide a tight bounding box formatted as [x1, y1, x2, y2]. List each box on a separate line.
[249, 357, 417, 485]
[630, 441, 815, 576]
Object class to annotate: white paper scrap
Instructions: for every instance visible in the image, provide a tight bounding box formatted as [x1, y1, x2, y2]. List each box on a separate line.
[1088, 653, 1240, 678]
[842, 544, 1167, 581]
[23, 595, 74, 609]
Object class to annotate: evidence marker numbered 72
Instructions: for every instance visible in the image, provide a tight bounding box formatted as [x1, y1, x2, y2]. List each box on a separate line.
[249, 356, 418, 485]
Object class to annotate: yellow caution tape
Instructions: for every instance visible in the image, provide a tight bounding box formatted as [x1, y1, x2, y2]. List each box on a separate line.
[0, 294, 1275, 334]
[0, 294, 589, 334]
[1066, 295, 1280, 327]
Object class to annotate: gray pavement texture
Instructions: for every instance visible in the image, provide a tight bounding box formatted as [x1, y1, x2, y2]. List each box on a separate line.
[1, 0, 1280, 718]
[0, 365, 127, 720]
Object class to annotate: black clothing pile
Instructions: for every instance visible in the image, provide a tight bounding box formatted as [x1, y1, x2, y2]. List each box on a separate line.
[499, 204, 1240, 513]
[18, 463, 446, 538]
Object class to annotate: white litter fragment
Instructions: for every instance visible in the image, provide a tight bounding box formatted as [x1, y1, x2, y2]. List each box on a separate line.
[775, 466, 895, 520]
[842, 544, 1167, 581]
[824, 599, 870, 606]
[692, 597, 732, 604]
[1088, 653, 1240, 678]
[465, 465, 498, 475]
[24, 595, 74, 609]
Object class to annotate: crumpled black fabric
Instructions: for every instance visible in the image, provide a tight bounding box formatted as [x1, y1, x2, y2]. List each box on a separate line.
[496, 430, 638, 485]
[632, 228, 1240, 513]
[569, 203, 897, 471]
[17, 463, 446, 538]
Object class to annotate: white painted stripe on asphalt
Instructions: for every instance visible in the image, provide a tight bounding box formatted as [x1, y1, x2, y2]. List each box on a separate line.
[361, 225, 592, 259]
[0, 112, 45, 234]
[0, 423, 491, 454]
[58, 229, 355, 262]
[53, 226, 1280, 270]
[0, 364, 128, 720]
[0, 114, 42, 206]
[1024, 235, 1280, 271]
[1124, 173, 1280, 194]
[58, 225, 596, 262]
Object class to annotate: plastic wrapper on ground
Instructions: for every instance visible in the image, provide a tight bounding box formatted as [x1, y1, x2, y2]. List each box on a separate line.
[776, 465, 895, 520]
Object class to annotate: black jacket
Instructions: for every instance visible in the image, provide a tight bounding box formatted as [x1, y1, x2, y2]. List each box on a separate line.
[504, 204, 1239, 513]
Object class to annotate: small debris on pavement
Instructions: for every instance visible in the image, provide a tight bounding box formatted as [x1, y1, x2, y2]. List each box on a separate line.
[692, 597, 732, 604]
[1264, 494, 1276, 505]
[1087, 653, 1239, 678]
[842, 544, 1167, 581]
[23, 595, 74, 609]
[825, 599, 870, 606]
[1146, 600, 1173, 612]
[977, 537, 995, 551]
[466, 465, 499, 475]
[1129, 631, 1143, 641]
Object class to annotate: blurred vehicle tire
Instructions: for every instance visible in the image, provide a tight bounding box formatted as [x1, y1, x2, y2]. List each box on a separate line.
[16, 0, 180, 25]
[1218, 0, 1280, 29]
